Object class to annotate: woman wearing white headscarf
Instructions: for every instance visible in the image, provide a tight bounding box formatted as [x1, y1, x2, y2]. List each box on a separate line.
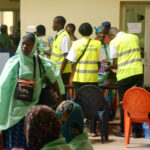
[0, 33, 64, 149]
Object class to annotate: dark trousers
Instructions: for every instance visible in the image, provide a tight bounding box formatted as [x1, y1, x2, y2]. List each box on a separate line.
[117, 74, 143, 133]
[61, 73, 71, 100]
[90, 119, 97, 133]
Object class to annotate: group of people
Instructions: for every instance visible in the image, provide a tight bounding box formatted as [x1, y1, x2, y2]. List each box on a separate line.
[0, 15, 144, 149]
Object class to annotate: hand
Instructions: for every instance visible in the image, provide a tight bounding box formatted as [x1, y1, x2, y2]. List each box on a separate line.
[105, 65, 110, 71]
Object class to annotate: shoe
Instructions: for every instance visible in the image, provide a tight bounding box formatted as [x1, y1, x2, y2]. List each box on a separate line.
[90, 133, 97, 137]
[113, 131, 124, 137]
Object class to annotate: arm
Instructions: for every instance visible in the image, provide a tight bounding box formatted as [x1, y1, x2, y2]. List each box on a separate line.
[105, 43, 118, 71]
[60, 36, 70, 74]
[71, 62, 76, 77]
[66, 43, 77, 76]
[60, 53, 68, 75]
[53, 80, 62, 101]
[105, 58, 117, 71]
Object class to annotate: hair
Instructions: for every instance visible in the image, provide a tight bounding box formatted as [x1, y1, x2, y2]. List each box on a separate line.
[66, 23, 76, 33]
[79, 23, 93, 36]
[54, 16, 66, 27]
[36, 25, 46, 36]
[1, 25, 7, 33]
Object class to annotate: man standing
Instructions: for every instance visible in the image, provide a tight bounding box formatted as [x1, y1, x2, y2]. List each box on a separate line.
[106, 27, 143, 137]
[51, 16, 71, 97]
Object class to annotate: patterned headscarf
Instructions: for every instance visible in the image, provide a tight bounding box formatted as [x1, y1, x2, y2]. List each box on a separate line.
[93, 26, 104, 35]
[25, 105, 61, 150]
[56, 101, 84, 143]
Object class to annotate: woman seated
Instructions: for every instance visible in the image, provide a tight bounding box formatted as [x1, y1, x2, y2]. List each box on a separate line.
[24, 105, 72, 150]
[56, 101, 94, 150]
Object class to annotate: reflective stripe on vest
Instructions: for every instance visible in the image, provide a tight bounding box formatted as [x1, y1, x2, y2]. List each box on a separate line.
[79, 61, 98, 64]
[76, 69, 98, 73]
[51, 52, 64, 57]
[118, 58, 142, 67]
[51, 30, 71, 73]
[118, 48, 140, 57]
[73, 38, 101, 82]
[110, 33, 143, 81]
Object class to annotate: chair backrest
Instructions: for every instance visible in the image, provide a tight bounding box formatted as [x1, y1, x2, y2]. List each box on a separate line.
[75, 85, 106, 119]
[123, 87, 150, 120]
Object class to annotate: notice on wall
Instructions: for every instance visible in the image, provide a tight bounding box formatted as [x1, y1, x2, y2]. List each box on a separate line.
[0, 53, 9, 75]
[127, 23, 142, 34]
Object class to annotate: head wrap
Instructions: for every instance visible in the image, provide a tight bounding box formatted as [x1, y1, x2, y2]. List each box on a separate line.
[56, 101, 84, 143]
[15, 33, 38, 80]
[25, 105, 61, 150]
[22, 32, 35, 42]
[101, 21, 111, 33]
[93, 26, 104, 35]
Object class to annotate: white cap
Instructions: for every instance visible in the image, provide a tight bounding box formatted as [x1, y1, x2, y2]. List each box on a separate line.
[26, 25, 36, 33]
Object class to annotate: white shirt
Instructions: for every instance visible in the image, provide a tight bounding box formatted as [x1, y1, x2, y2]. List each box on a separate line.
[56, 29, 70, 54]
[109, 32, 124, 59]
[66, 37, 105, 62]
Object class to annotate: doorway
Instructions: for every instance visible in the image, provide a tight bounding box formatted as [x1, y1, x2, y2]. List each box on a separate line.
[120, 2, 150, 86]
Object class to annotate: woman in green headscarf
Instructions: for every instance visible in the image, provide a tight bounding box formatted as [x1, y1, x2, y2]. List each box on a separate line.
[0, 33, 64, 149]
[56, 101, 93, 150]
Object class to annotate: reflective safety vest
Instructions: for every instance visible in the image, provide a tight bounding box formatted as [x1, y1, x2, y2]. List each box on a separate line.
[73, 38, 101, 83]
[51, 30, 71, 73]
[110, 32, 143, 81]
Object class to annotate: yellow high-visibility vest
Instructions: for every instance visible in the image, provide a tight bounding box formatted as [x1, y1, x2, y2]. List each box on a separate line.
[51, 30, 71, 73]
[73, 38, 101, 82]
[110, 32, 143, 81]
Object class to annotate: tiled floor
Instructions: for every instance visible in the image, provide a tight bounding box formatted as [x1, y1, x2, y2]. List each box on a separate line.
[86, 108, 150, 150]
[90, 135, 150, 150]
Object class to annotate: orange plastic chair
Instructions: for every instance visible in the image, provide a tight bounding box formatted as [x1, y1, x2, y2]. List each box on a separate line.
[121, 87, 150, 148]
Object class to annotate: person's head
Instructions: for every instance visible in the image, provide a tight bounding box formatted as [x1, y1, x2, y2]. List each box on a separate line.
[79, 23, 93, 36]
[0, 25, 8, 33]
[56, 101, 84, 143]
[108, 27, 119, 39]
[66, 23, 76, 36]
[53, 16, 66, 31]
[94, 26, 105, 41]
[101, 21, 111, 34]
[25, 105, 61, 150]
[36, 25, 46, 36]
[21, 33, 35, 56]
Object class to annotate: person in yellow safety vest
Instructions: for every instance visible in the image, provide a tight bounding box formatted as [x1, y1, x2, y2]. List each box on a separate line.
[106, 27, 143, 138]
[51, 16, 71, 99]
[67, 23, 105, 137]
[67, 22, 104, 89]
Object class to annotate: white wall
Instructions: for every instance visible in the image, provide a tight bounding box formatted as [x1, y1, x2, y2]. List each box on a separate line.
[21, 0, 119, 38]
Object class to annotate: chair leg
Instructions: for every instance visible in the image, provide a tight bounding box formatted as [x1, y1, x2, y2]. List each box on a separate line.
[99, 119, 104, 144]
[128, 122, 132, 144]
[103, 111, 109, 141]
[98, 111, 105, 144]
[124, 112, 131, 148]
